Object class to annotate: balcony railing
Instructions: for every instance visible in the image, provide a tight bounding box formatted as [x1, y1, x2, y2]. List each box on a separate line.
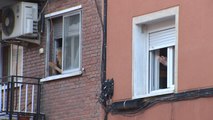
[0, 76, 45, 120]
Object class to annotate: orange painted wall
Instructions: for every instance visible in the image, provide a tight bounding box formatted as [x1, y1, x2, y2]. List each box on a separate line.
[108, 97, 213, 120]
[107, 0, 213, 119]
[107, 0, 213, 101]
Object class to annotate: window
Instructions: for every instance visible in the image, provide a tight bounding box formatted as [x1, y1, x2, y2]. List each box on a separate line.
[43, 7, 82, 81]
[149, 28, 175, 92]
[132, 7, 179, 99]
[1, 45, 23, 82]
[10, 45, 23, 77]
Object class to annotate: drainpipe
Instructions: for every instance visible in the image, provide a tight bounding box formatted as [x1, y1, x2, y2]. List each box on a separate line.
[101, 0, 107, 83]
[101, 0, 108, 119]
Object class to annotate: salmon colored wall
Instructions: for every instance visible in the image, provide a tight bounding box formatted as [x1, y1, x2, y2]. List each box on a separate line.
[107, 0, 213, 101]
[108, 98, 213, 120]
[178, 0, 213, 91]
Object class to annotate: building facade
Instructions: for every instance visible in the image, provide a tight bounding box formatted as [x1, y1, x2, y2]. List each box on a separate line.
[106, 0, 213, 120]
[41, 0, 103, 119]
[1, 0, 213, 120]
[0, 0, 104, 120]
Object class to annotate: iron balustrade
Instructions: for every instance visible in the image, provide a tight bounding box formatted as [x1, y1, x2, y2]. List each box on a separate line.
[0, 76, 44, 120]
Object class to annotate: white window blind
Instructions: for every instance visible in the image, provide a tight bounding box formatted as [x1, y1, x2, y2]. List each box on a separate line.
[53, 17, 62, 39]
[149, 27, 175, 50]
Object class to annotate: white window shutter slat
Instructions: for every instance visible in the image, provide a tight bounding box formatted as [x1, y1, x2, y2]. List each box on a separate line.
[53, 17, 62, 39]
[149, 27, 175, 50]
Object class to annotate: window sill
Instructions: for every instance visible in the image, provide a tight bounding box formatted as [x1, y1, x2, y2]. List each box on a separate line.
[133, 87, 174, 99]
[41, 70, 82, 82]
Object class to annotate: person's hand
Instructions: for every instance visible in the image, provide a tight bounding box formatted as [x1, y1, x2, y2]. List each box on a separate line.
[158, 56, 167, 66]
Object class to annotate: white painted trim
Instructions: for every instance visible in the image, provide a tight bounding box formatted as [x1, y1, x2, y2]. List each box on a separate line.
[41, 70, 82, 82]
[167, 47, 174, 88]
[133, 88, 174, 99]
[174, 7, 179, 93]
[25, 84, 28, 112]
[133, 6, 179, 25]
[18, 85, 22, 112]
[132, 22, 149, 97]
[31, 85, 34, 113]
[45, 19, 50, 77]
[10, 45, 23, 82]
[45, 5, 82, 18]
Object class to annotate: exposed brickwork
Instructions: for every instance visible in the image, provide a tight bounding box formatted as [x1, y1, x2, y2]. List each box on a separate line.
[24, 44, 46, 78]
[23, 0, 103, 120]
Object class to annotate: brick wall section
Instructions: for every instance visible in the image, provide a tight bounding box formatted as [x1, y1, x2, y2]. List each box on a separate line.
[34, 0, 103, 120]
[23, 43, 45, 78]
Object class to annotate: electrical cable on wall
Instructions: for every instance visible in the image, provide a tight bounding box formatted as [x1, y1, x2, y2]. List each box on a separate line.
[110, 87, 213, 116]
[38, 0, 49, 22]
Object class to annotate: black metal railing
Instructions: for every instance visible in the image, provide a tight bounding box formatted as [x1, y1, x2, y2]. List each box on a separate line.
[0, 76, 45, 120]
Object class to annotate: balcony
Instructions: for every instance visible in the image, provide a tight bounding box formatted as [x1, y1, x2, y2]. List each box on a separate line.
[0, 76, 45, 120]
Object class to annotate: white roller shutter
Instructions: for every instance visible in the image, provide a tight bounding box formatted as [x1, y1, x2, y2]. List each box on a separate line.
[149, 27, 176, 50]
[52, 17, 62, 39]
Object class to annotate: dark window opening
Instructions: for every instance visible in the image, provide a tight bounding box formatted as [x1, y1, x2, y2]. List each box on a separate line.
[159, 48, 167, 89]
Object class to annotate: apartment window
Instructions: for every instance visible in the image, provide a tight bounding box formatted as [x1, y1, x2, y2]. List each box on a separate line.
[132, 7, 179, 98]
[2, 45, 23, 81]
[44, 7, 82, 81]
[149, 27, 176, 91]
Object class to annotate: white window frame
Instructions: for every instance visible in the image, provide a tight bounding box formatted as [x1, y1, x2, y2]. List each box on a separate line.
[10, 45, 24, 78]
[0, 44, 23, 79]
[132, 6, 179, 99]
[149, 46, 175, 95]
[62, 12, 82, 74]
[0, 45, 23, 91]
[42, 5, 82, 82]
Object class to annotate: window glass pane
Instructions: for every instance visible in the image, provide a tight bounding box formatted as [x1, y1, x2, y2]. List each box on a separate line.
[63, 14, 80, 71]
[159, 48, 167, 89]
[150, 48, 168, 91]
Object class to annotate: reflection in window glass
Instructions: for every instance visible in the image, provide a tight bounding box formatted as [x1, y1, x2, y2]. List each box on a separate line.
[63, 14, 80, 72]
